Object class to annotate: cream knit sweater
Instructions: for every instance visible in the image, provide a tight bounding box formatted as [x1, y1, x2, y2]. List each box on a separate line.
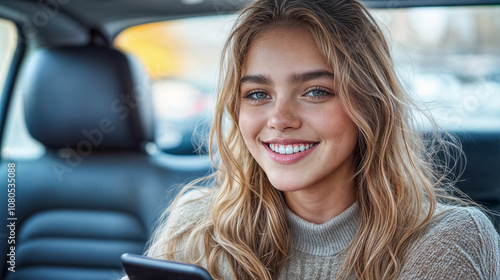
[143, 190, 500, 280]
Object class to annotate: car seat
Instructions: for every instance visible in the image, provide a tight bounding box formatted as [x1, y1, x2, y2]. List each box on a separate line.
[453, 131, 500, 231]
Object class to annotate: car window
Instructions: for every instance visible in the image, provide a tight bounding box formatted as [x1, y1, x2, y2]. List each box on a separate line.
[114, 5, 499, 155]
[371, 6, 500, 131]
[0, 19, 43, 160]
[0, 19, 17, 98]
[115, 16, 236, 154]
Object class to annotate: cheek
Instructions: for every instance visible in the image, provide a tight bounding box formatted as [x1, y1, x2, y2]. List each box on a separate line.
[238, 106, 260, 148]
[314, 105, 358, 143]
[335, 105, 359, 140]
[337, 112, 357, 134]
[335, 111, 359, 151]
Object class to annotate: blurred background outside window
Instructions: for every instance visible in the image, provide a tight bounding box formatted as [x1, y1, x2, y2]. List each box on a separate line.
[2, 6, 500, 158]
[372, 7, 500, 131]
[114, 16, 234, 154]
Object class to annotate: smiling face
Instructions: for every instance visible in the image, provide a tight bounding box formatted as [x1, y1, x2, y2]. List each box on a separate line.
[238, 26, 359, 200]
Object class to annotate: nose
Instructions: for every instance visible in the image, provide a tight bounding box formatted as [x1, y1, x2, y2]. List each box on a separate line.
[267, 98, 301, 131]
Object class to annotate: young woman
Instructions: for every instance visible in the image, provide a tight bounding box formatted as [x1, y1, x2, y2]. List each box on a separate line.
[139, 0, 500, 279]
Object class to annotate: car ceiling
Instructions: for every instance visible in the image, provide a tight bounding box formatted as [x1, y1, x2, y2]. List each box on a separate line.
[0, 0, 499, 47]
[0, 0, 249, 47]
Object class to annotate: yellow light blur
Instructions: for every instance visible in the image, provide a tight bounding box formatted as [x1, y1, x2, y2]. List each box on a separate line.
[115, 22, 185, 79]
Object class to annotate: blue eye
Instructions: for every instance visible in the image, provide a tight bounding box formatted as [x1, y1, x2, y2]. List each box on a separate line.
[309, 90, 327, 96]
[252, 92, 268, 99]
[243, 91, 271, 103]
[304, 87, 334, 99]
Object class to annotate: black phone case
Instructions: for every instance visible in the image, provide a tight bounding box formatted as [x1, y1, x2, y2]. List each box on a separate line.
[121, 253, 214, 280]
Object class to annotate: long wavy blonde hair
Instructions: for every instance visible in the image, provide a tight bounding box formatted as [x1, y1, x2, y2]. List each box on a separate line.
[147, 0, 467, 279]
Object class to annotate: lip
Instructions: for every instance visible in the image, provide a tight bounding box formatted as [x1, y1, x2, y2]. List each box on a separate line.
[262, 140, 319, 165]
[263, 138, 318, 145]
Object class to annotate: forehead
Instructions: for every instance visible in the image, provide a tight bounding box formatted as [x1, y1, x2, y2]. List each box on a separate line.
[242, 26, 331, 77]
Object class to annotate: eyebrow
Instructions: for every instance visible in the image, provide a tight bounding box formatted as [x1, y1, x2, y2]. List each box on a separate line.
[240, 74, 272, 85]
[240, 70, 334, 85]
[288, 70, 335, 83]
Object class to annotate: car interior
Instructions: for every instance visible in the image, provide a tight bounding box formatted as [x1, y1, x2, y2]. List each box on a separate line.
[0, 0, 498, 279]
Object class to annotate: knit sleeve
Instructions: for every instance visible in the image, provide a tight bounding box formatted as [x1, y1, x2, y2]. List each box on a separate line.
[146, 188, 212, 259]
[399, 207, 500, 279]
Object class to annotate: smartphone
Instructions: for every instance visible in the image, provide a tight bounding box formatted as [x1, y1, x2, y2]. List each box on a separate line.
[121, 253, 214, 280]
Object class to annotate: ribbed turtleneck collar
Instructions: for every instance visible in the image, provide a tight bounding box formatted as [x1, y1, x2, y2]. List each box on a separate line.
[286, 202, 359, 256]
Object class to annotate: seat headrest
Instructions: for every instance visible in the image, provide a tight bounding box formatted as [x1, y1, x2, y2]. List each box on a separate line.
[19, 46, 155, 151]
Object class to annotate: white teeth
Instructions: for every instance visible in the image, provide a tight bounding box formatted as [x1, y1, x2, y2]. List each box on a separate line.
[268, 143, 316, 155]
[279, 145, 286, 154]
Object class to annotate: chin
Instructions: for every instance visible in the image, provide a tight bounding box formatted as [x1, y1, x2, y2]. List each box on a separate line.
[267, 177, 309, 193]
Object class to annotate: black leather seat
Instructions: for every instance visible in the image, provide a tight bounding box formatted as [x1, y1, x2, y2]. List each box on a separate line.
[452, 131, 500, 231]
[0, 46, 210, 280]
